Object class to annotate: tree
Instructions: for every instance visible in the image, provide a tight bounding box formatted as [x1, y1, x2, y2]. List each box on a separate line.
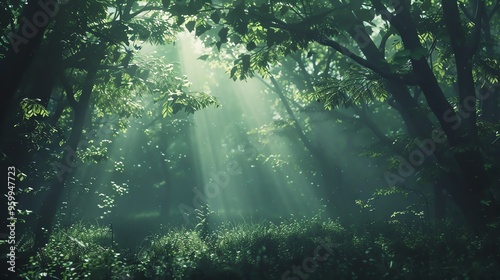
[1, 0, 219, 250]
[172, 0, 500, 230]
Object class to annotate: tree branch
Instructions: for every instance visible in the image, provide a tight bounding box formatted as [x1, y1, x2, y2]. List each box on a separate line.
[378, 30, 392, 56]
[290, 53, 314, 91]
[315, 37, 417, 85]
[60, 72, 78, 109]
[129, 6, 164, 19]
[467, 0, 485, 56]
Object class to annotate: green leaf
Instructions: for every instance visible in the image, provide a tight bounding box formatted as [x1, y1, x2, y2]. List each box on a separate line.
[230, 66, 238, 79]
[162, 105, 174, 118]
[218, 27, 229, 43]
[234, 20, 248, 35]
[246, 41, 257, 51]
[176, 15, 186, 25]
[225, 9, 237, 24]
[233, 35, 243, 45]
[17, 172, 26, 182]
[188, 1, 204, 14]
[195, 24, 211, 37]
[210, 11, 221, 23]
[197, 54, 210, 61]
[185, 21, 196, 32]
[241, 54, 251, 73]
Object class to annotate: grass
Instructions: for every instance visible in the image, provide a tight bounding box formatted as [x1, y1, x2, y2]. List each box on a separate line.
[17, 216, 500, 280]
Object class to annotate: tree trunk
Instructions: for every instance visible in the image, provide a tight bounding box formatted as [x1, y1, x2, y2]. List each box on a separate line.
[34, 65, 99, 249]
[384, 0, 490, 230]
[0, 0, 53, 132]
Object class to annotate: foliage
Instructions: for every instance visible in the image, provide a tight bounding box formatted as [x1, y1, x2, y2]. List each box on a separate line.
[20, 223, 127, 280]
[312, 66, 387, 110]
[355, 185, 429, 224]
[20, 217, 500, 279]
[3, 1, 500, 279]
[20, 98, 50, 120]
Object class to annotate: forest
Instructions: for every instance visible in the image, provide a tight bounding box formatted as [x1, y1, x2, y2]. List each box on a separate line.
[1, 0, 500, 279]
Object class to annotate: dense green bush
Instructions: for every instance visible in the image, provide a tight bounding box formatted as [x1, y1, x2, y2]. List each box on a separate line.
[20, 222, 131, 279]
[19, 218, 500, 279]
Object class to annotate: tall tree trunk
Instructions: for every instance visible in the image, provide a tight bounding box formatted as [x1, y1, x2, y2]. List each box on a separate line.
[342, 13, 458, 223]
[0, 0, 53, 133]
[2, 36, 63, 170]
[34, 64, 99, 249]
[371, 0, 490, 230]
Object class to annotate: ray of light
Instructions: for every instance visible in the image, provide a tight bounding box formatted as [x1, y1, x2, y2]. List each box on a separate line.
[174, 32, 324, 223]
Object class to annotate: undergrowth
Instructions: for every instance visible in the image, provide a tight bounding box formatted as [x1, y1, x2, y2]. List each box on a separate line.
[18, 217, 500, 280]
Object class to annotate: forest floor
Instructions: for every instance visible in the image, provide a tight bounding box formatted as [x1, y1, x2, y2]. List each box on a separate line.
[6, 215, 500, 280]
